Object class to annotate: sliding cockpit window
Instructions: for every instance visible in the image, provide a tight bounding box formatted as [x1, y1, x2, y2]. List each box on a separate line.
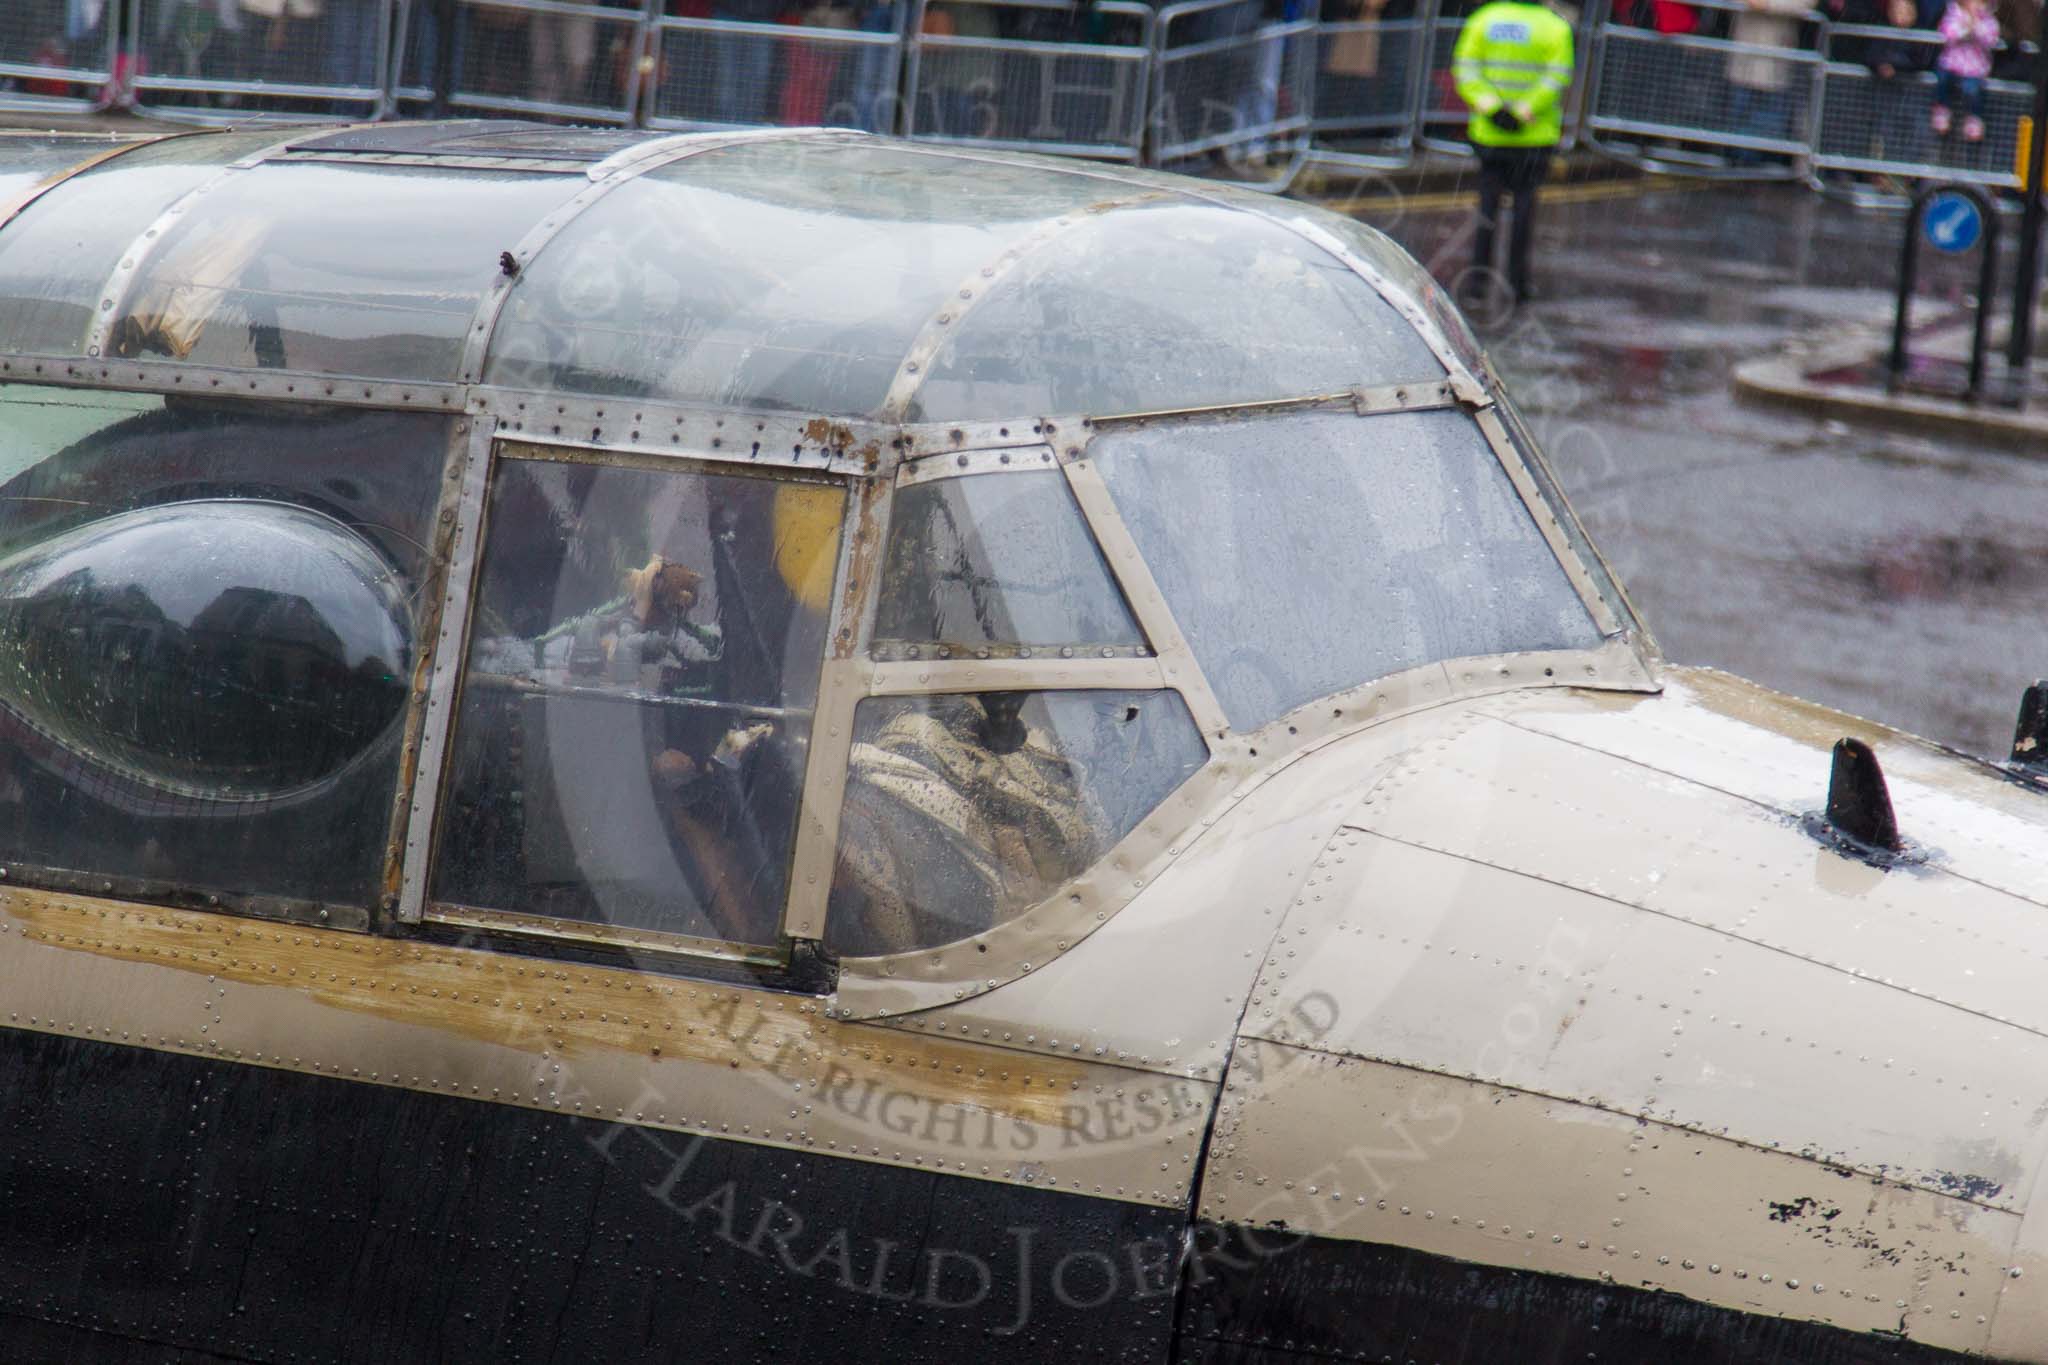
[429, 450, 845, 952]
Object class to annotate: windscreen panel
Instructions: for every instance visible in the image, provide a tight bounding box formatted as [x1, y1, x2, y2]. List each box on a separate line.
[825, 689, 1207, 957]
[0, 383, 452, 908]
[911, 202, 1446, 421]
[873, 468, 1144, 655]
[1091, 408, 1603, 732]
[481, 140, 1123, 415]
[0, 131, 299, 359]
[432, 455, 844, 947]
[102, 162, 583, 381]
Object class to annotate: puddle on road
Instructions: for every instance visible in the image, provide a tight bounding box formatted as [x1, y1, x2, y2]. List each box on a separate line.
[1803, 528, 2048, 606]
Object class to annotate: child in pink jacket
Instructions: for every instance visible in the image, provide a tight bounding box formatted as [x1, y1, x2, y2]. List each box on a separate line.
[1930, 0, 1999, 141]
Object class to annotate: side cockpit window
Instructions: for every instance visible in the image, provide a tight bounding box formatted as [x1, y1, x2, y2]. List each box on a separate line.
[872, 469, 1144, 656]
[827, 456, 1207, 958]
[0, 383, 450, 913]
[429, 453, 843, 950]
[825, 689, 1206, 958]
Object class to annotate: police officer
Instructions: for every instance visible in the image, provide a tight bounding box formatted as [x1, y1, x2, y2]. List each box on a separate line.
[1452, 0, 1575, 305]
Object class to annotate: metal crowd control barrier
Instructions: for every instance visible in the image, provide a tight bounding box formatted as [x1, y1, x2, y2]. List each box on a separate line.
[19, 0, 2048, 203]
[647, 9, 906, 133]
[129, 0, 395, 121]
[1583, 0, 1827, 176]
[1309, 1, 1431, 168]
[391, 0, 654, 125]
[1, 3, 117, 113]
[903, 0, 1152, 160]
[1812, 25, 2031, 195]
[1151, 0, 1320, 177]
[1416, 10, 1466, 152]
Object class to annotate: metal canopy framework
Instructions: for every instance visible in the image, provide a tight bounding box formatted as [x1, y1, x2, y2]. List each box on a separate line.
[0, 123, 1657, 1004]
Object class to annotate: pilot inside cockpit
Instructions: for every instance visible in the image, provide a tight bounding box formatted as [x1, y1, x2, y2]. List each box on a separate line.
[477, 552, 723, 689]
[829, 689, 1101, 956]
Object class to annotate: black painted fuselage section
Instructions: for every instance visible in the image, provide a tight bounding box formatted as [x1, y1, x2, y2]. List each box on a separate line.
[0, 1026, 1178, 1364]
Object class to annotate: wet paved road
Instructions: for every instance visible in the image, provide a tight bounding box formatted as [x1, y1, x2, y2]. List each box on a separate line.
[1360, 179, 2048, 760]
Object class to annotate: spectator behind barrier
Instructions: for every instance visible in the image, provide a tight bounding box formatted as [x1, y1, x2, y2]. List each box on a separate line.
[1930, 0, 1998, 139]
[1823, 0, 1940, 175]
[1989, 0, 2035, 78]
[1724, 0, 1813, 163]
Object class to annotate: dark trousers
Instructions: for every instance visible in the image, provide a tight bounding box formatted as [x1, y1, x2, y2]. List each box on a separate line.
[1473, 144, 1553, 299]
[1935, 70, 1986, 118]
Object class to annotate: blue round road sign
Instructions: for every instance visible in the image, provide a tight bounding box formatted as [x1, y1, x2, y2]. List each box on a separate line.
[1923, 191, 1984, 255]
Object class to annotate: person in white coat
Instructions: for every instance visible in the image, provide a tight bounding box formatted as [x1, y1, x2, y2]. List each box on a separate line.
[1723, 0, 1814, 162]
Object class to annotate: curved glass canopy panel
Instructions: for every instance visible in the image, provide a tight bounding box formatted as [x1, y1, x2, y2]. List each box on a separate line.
[0, 134, 141, 205]
[104, 163, 582, 381]
[910, 201, 1445, 420]
[1301, 207, 1487, 376]
[0, 500, 411, 799]
[0, 131, 296, 359]
[951, 159, 1484, 381]
[480, 139, 1149, 415]
[1093, 407, 1603, 732]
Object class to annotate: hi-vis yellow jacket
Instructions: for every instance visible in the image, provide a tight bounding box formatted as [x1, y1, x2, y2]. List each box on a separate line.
[1452, 0, 1575, 148]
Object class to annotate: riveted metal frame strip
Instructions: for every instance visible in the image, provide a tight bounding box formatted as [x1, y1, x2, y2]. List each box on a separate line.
[1469, 401, 1626, 640]
[82, 126, 377, 362]
[1492, 391, 1662, 663]
[895, 416, 1061, 461]
[782, 477, 893, 942]
[0, 861, 369, 934]
[870, 643, 1153, 663]
[0, 354, 464, 410]
[469, 388, 886, 477]
[886, 383, 1454, 460]
[456, 127, 833, 386]
[1348, 378, 1459, 416]
[1060, 451, 1230, 738]
[898, 443, 1063, 482]
[269, 151, 591, 173]
[396, 421, 495, 924]
[426, 901, 786, 968]
[890, 389, 1463, 477]
[0, 131, 197, 237]
[377, 413, 479, 921]
[780, 656, 865, 943]
[1077, 381, 1460, 434]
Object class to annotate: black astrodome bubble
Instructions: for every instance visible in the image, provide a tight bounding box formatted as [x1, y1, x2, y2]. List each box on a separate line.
[0, 500, 412, 800]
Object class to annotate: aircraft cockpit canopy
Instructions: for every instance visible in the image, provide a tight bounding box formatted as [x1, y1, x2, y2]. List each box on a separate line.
[0, 125, 1649, 1001]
